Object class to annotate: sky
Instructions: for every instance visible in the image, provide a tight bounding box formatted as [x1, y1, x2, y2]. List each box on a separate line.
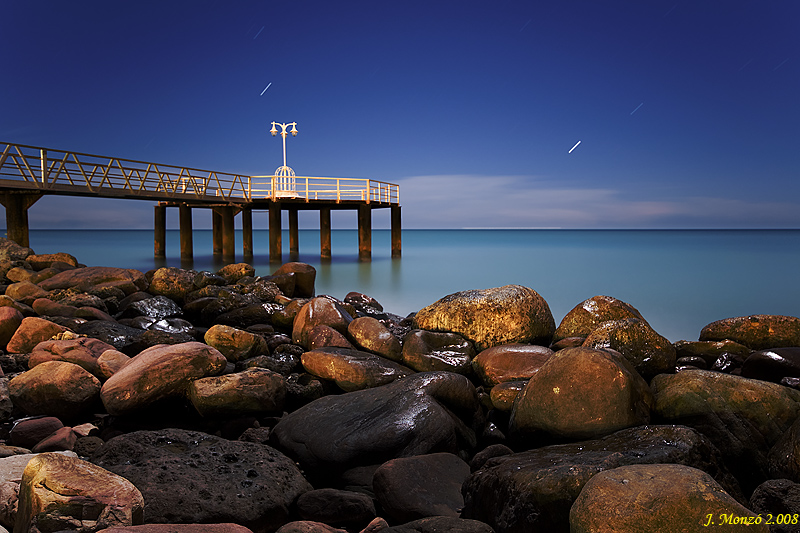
[1, 0, 798, 229]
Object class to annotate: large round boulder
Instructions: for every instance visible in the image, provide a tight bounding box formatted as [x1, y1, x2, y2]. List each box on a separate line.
[471, 343, 553, 386]
[700, 314, 800, 350]
[413, 285, 555, 351]
[510, 347, 652, 442]
[37, 266, 147, 295]
[553, 295, 647, 343]
[6, 317, 68, 354]
[9, 360, 101, 419]
[348, 317, 402, 361]
[292, 297, 353, 349]
[187, 368, 286, 417]
[401, 330, 475, 375]
[147, 267, 197, 303]
[301, 347, 414, 392]
[28, 337, 116, 379]
[204, 324, 268, 362]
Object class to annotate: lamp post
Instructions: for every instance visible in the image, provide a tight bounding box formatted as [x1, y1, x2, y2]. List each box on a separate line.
[269, 121, 298, 177]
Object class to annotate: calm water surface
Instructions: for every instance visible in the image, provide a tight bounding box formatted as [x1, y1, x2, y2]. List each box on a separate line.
[26, 229, 800, 343]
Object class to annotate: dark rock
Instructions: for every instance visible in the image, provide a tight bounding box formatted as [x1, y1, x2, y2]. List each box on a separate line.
[750, 479, 800, 533]
[742, 347, 800, 383]
[471, 344, 552, 386]
[651, 369, 800, 494]
[147, 267, 197, 302]
[414, 285, 555, 351]
[401, 330, 474, 374]
[75, 321, 144, 352]
[91, 428, 312, 533]
[295, 488, 376, 527]
[382, 517, 495, 533]
[120, 295, 182, 320]
[74, 435, 105, 458]
[0, 238, 33, 261]
[344, 292, 384, 315]
[673, 339, 752, 368]
[372, 452, 470, 523]
[461, 425, 744, 533]
[469, 444, 514, 472]
[675, 355, 707, 369]
[9, 416, 64, 448]
[217, 262, 256, 284]
[31, 425, 77, 452]
[700, 315, 800, 350]
[284, 373, 331, 411]
[711, 351, 749, 373]
[273, 262, 316, 298]
[217, 303, 282, 329]
[769, 416, 800, 482]
[271, 371, 481, 477]
[148, 317, 196, 336]
[122, 329, 196, 356]
[194, 270, 228, 288]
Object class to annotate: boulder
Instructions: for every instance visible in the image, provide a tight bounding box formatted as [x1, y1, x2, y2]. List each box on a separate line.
[91, 428, 312, 533]
[401, 330, 474, 374]
[553, 295, 647, 343]
[749, 479, 800, 533]
[271, 372, 481, 476]
[28, 337, 116, 379]
[275, 523, 345, 533]
[0, 307, 22, 350]
[120, 294, 183, 319]
[31, 426, 77, 453]
[74, 321, 144, 352]
[6, 266, 36, 283]
[413, 285, 555, 351]
[768, 416, 800, 482]
[471, 343, 553, 386]
[295, 488, 376, 528]
[569, 464, 767, 533]
[301, 347, 414, 392]
[742, 347, 800, 383]
[581, 317, 676, 380]
[0, 239, 32, 262]
[461, 425, 743, 533]
[673, 339, 752, 368]
[273, 262, 316, 298]
[8, 361, 101, 419]
[489, 381, 526, 411]
[372, 452, 470, 523]
[96, 349, 131, 380]
[105, 526, 254, 533]
[100, 342, 227, 416]
[188, 368, 286, 417]
[15, 452, 143, 532]
[25, 253, 79, 270]
[651, 369, 800, 493]
[0, 379, 12, 422]
[306, 324, 354, 351]
[217, 303, 281, 329]
[5, 317, 68, 354]
[147, 267, 197, 302]
[510, 347, 652, 442]
[204, 324, 268, 362]
[292, 297, 353, 349]
[217, 262, 256, 284]
[381, 517, 494, 533]
[4, 281, 48, 305]
[700, 315, 800, 350]
[9, 417, 64, 449]
[348, 317, 402, 361]
[37, 266, 147, 295]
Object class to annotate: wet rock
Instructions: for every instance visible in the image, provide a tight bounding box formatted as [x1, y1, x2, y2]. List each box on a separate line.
[5, 280, 49, 305]
[582, 317, 676, 380]
[471, 344, 553, 386]
[0, 379, 12, 422]
[9, 361, 101, 419]
[295, 488, 376, 528]
[401, 330, 474, 374]
[38, 266, 147, 295]
[16, 452, 143, 532]
[272, 299, 309, 331]
[9, 417, 64, 448]
[122, 329, 196, 356]
[469, 444, 514, 473]
[569, 464, 766, 533]
[372, 452, 470, 523]
[712, 351, 749, 373]
[292, 297, 353, 349]
[553, 295, 647, 344]
[217, 303, 282, 329]
[271, 372, 481, 476]
[120, 294, 183, 319]
[217, 262, 256, 284]
[0, 239, 33, 262]
[147, 266, 197, 302]
[105, 525, 255, 533]
[74, 321, 144, 352]
[741, 347, 800, 383]
[700, 314, 800, 350]
[273, 262, 316, 298]
[148, 317, 196, 336]
[307, 324, 355, 351]
[461, 425, 743, 533]
[382, 517, 494, 533]
[0, 307, 22, 350]
[31, 426, 77, 453]
[200, 291, 261, 325]
[651, 369, 800, 493]
[673, 339, 752, 368]
[205, 324, 269, 362]
[275, 523, 346, 533]
[28, 337, 116, 379]
[769, 416, 800, 482]
[100, 342, 227, 416]
[348, 316, 402, 361]
[188, 368, 286, 417]
[510, 347, 652, 442]
[413, 285, 555, 351]
[26, 252, 79, 270]
[489, 381, 526, 411]
[243, 349, 302, 376]
[91, 428, 312, 532]
[344, 292, 384, 316]
[301, 347, 414, 392]
[32, 297, 78, 317]
[285, 373, 331, 411]
[749, 479, 800, 533]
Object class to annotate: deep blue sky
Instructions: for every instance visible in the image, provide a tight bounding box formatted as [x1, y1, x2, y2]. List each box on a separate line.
[2, 1, 798, 229]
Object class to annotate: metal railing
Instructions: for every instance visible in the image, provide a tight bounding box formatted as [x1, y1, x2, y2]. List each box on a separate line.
[0, 142, 399, 205]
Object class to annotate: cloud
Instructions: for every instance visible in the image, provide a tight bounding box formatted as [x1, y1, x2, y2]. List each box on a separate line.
[395, 174, 800, 229]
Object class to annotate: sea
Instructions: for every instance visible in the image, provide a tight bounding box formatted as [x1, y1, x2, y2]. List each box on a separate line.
[24, 229, 800, 344]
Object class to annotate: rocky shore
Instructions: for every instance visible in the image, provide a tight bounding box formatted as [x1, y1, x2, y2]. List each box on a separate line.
[1, 237, 800, 532]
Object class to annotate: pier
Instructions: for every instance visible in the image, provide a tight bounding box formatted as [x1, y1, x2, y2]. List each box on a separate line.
[0, 141, 401, 263]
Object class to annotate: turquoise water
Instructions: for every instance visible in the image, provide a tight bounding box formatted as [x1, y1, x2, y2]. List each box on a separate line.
[25, 229, 800, 343]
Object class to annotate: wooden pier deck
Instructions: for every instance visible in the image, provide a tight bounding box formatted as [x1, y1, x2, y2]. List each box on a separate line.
[0, 142, 401, 262]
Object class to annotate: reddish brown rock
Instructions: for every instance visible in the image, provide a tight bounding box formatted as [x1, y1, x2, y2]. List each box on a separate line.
[31, 297, 78, 317]
[273, 262, 317, 298]
[348, 316, 402, 361]
[301, 347, 414, 392]
[292, 297, 353, 349]
[553, 295, 647, 343]
[217, 262, 256, 283]
[5, 281, 49, 305]
[188, 368, 286, 417]
[96, 349, 131, 380]
[6, 317, 69, 354]
[38, 265, 147, 295]
[105, 526, 255, 533]
[9, 361, 101, 419]
[472, 344, 553, 386]
[9, 417, 64, 448]
[31, 426, 77, 453]
[26, 252, 79, 270]
[29, 337, 116, 378]
[307, 324, 355, 351]
[489, 380, 526, 411]
[0, 307, 23, 350]
[700, 314, 800, 350]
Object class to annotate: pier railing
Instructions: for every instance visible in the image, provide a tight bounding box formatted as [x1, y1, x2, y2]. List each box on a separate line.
[0, 142, 399, 204]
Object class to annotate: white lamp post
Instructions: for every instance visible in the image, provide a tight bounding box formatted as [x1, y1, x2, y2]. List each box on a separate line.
[270, 121, 298, 177]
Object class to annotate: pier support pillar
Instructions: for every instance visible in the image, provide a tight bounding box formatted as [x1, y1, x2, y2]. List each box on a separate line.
[221, 206, 235, 259]
[320, 208, 331, 261]
[269, 202, 282, 264]
[242, 207, 253, 258]
[0, 192, 42, 248]
[212, 210, 223, 255]
[391, 205, 402, 258]
[358, 204, 372, 262]
[179, 204, 193, 261]
[288, 207, 299, 261]
[154, 204, 166, 258]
